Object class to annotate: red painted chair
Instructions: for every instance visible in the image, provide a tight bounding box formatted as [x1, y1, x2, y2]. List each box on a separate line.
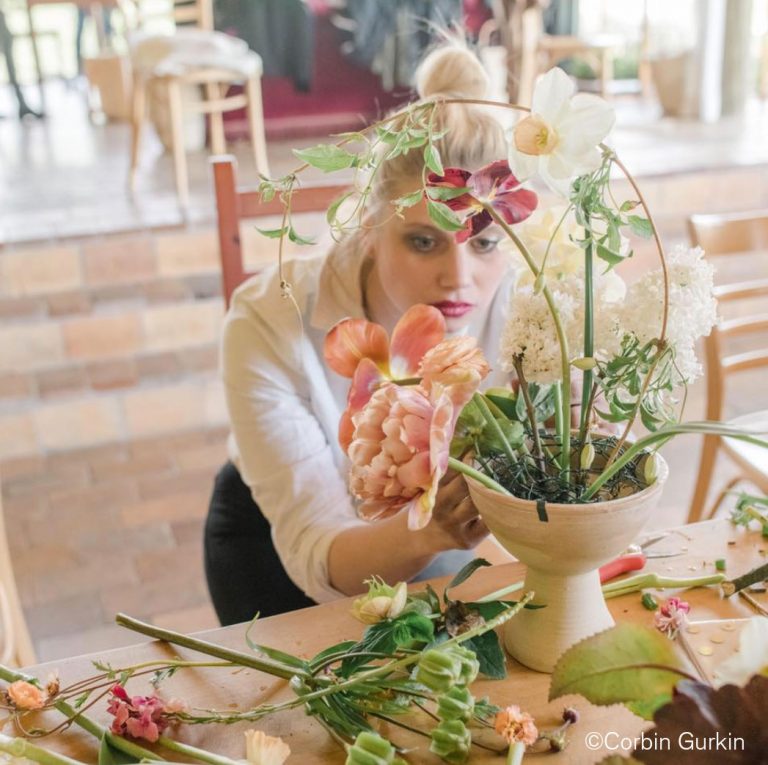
[212, 155, 349, 308]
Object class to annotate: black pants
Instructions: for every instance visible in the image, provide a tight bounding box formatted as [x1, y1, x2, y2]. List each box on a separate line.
[204, 462, 315, 625]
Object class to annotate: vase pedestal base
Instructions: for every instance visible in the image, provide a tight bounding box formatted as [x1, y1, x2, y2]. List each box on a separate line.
[503, 569, 614, 673]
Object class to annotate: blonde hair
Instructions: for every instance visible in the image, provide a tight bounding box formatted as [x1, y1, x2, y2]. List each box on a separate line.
[369, 42, 508, 209]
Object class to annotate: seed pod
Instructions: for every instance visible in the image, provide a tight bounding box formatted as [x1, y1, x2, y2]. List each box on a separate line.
[437, 686, 475, 723]
[345, 731, 396, 765]
[429, 719, 471, 764]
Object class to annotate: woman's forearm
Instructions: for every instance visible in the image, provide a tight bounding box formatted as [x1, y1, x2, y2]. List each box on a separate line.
[327, 511, 442, 595]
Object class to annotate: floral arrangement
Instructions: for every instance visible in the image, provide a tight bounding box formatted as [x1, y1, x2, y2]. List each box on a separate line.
[272, 65, 768, 519]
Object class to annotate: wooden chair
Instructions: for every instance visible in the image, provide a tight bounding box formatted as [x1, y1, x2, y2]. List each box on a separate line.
[0, 492, 36, 667]
[687, 210, 768, 522]
[129, 0, 269, 208]
[212, 156, 350, 308]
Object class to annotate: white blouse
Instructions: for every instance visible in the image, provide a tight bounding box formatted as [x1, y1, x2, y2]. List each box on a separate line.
[223, 244, 514, 603]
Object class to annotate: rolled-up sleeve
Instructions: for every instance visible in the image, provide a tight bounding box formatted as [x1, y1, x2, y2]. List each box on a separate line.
[222, 303, 366, 603]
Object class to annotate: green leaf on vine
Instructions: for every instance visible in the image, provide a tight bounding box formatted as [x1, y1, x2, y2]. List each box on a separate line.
[427, 186, 471, 201]
[627, 215, 653, 239]
[288, 226, 316, 246]
[426, 199, 465, 232]
[256, 226, 288, 239]
[293, 144, 358, 172]
[423, 144, 444, 175]
[394, 190, 424, 210]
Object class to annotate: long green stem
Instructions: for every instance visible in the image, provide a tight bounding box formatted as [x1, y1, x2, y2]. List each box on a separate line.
[483, 206, 572, 478]
[580, 239, 594, 440]
[602, 572, 725, 599]
[473, 393, 518, 466]
[447, 457, 510, 496]
[552, 382, 564, 447]
[0, 733, 86, 765]
[583, 422, 768, 500]
[507, 740, 526, 765]
[115, 614, 306, 681]
[0, 665, 161, 762]
[154, 736, 242, 765]
[511, 357, 544, 467]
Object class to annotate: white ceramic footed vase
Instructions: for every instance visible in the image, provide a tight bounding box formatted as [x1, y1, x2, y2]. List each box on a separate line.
[466, 457, 668, 673]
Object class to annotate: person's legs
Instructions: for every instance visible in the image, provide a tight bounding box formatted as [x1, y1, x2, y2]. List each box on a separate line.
[0, 9, 42, 118]
[204, 462, 315, 626]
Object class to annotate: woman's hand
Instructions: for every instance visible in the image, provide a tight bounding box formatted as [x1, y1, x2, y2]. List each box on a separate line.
[423, 468, 489, 552]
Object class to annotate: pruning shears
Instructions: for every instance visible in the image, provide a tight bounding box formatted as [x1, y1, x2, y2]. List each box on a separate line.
[599, 533, 683, 584]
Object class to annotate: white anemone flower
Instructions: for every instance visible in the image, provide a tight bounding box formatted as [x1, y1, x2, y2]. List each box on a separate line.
[509, 67, 615, 196]
[713, 617, 768, 688]
[244, 730, 291, 765]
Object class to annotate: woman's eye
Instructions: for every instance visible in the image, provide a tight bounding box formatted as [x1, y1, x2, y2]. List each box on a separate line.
[408, 235, 438, 253]
[470, 237, 500, 254]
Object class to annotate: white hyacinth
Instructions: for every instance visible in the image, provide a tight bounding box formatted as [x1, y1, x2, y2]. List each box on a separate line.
[499, 273, 624, 383]
[617, 245, 717, 383]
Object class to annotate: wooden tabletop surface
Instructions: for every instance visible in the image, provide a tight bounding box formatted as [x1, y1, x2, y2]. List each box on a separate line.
[20, 519, 768, 765]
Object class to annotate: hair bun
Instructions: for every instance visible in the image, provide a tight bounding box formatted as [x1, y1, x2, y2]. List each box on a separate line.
[415, 44, 490, 100]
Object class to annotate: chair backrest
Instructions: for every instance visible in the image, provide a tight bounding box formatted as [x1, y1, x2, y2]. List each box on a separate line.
[212, 156, 350, 309]
[689, 210, 768, 421]
[172, 0, 213, 30]
[0, 492, 36, 667]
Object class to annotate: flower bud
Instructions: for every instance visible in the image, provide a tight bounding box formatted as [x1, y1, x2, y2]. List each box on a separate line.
[415, 645, 479, 693]
[345, 731, 395, 765]
[429, 719, 471, 764]
[351, 579, 408, 625]
[579, 443, 595, 470]
[636, 453, 658, 485]
[571, 357, 597, 371]
[436, 686, 475, 723]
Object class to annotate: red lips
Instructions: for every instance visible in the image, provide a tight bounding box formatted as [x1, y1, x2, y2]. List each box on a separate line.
[430, 301, 475, 318]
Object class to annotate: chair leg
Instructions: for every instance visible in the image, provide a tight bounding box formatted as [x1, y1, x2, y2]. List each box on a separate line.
[245, 74, 270, 177]
[206, 82, 226, 155]
[129, 76, 146, 191]
[687, 434, 720, 523]
[166, 79, 189, 209]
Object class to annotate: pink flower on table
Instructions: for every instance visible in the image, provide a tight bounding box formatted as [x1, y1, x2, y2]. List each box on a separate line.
[419, 336, 490, 410]
[107, 684, 177, 743]
[494, 704, 539, 746]
[325, 304, 446, 451]
[347, 383, 455, 530]
[427, 160, 538, 243]
[654, 597, 690, 639]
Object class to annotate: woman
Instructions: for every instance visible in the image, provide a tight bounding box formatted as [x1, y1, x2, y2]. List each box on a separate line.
[204, 44, 517, 626]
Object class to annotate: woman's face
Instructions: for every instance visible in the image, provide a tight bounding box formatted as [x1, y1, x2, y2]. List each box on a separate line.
[365, 186, 510, 333]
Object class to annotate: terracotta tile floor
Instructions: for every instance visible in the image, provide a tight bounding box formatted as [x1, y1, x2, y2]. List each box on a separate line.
[2, 428, 227, 661]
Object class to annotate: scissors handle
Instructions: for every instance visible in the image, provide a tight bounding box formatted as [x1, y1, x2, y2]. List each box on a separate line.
[599, 552, 647, 584]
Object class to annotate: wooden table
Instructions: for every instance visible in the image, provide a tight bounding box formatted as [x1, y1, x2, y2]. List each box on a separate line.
[21, 519, 768, 765]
